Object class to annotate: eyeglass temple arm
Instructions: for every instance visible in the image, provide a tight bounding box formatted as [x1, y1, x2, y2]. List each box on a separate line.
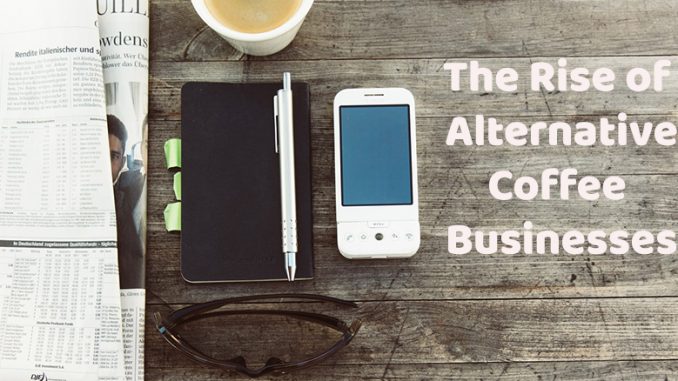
[163, 293, 358, 328]
[179, 309, 358, 333]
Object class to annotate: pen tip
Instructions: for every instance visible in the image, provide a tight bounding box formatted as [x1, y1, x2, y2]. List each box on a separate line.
[286, 265, 296, 282]
[285, 252, 296, 282]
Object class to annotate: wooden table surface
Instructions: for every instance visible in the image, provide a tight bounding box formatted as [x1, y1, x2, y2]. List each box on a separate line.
[146, 1, 678, 379]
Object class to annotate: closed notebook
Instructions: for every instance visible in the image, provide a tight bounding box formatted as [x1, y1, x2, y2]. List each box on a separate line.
[180, 82, 313, 282]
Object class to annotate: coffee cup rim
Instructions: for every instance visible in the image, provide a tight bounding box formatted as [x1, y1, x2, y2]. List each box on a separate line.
[191, 0, 314, 42]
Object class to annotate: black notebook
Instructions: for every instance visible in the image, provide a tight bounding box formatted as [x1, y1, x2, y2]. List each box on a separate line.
[180, 82, 313, 282]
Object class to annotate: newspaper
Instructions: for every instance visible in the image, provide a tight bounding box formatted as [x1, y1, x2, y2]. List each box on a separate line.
[97, 2, 149, 380]
[0, 1, 125, 380]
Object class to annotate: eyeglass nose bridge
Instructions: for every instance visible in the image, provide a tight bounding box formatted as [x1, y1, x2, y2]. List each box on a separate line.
[265, 357, 283, 366]
[232, 356, 286, 378]
[229, 355, 247, 367]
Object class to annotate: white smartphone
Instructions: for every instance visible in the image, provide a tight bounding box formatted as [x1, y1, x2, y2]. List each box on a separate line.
[333, 88, 420, 259]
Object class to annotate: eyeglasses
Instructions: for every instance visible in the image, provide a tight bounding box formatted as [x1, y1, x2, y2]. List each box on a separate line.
[154, 293, 362, 378]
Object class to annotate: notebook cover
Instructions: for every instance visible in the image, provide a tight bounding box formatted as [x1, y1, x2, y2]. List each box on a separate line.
[180, 82, 313, 282]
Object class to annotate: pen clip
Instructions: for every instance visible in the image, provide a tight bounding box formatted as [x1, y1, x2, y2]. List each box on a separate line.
[273, 95, 279, 153]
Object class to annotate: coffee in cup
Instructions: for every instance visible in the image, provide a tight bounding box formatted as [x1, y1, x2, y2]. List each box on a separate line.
[192, 0, 314, 56]
[204, 0, 303, 34]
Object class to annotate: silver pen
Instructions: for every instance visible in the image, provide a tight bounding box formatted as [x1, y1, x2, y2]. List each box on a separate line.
[274, 72, 297, 281]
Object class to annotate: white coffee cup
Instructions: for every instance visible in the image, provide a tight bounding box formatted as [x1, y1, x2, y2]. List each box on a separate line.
[191, 0, 314, 56]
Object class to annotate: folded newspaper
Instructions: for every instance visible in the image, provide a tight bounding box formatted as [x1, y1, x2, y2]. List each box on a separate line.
[0, 1, 148, 380]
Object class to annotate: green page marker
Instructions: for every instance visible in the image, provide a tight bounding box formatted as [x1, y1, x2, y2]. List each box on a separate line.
[173, 172, 182, 201]
[164, 138, 182, 170]
[164, 202, 181, 232]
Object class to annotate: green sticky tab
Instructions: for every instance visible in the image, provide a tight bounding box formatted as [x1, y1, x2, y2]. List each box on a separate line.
[173, 172, 182, 201]
[164, 138, 182, 170]
[164, 202, 181, 232]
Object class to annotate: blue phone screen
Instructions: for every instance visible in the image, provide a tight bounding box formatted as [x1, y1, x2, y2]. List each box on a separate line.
[340, 105, 413, 206]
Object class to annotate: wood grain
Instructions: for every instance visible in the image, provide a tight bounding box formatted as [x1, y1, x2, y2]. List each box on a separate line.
[149, 58, 678, 120]
[150, 0, 678, 62]
[146, 115, 678, 302]
[145, 299, 678, 367]
[146, 361, 678, 381]
[150, 116, 678, 176]
[145, 0, 678, 379]
[147, 231, 678, 303]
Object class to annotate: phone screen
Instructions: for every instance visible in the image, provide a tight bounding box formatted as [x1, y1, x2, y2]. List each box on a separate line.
[339, 105, 413, 206]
